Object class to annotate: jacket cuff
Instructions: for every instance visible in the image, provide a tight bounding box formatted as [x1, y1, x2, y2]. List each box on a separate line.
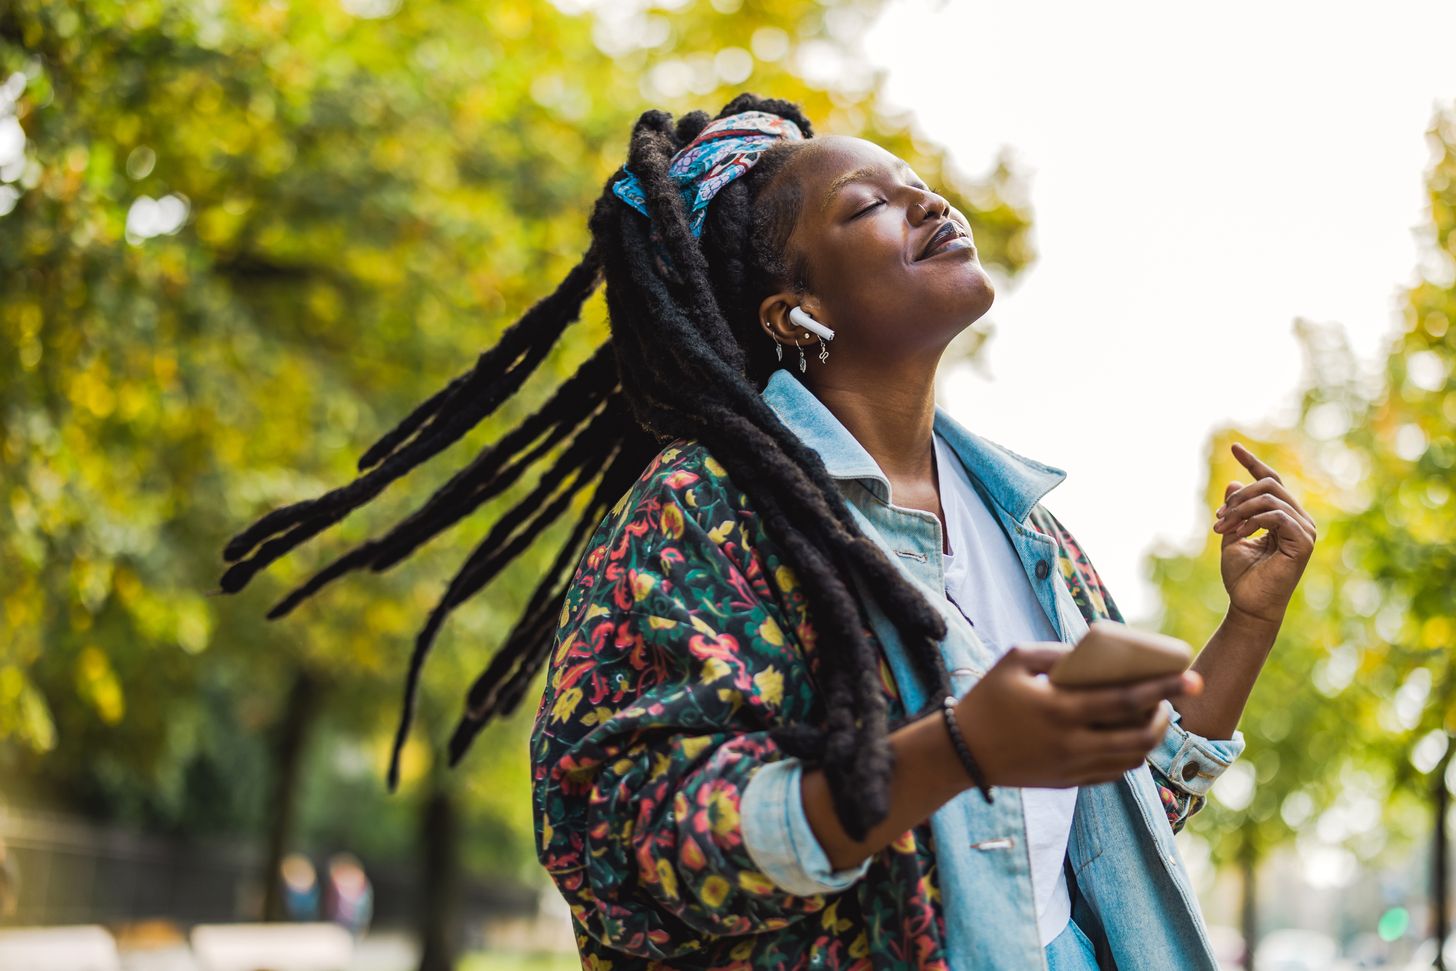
[1149, 700, 1246, 797]
[740, 757, 871, 896]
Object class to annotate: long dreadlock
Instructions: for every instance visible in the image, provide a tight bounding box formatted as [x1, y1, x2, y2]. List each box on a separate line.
[221, 92, 958, 842]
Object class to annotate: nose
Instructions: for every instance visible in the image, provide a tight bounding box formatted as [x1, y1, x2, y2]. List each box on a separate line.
[911, 190, 950, 224]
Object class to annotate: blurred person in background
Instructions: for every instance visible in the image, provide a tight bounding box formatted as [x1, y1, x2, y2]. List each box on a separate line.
[280, 852, 320, 921]
[224, 93, 1316, 969]
[321, 853, 372, 938]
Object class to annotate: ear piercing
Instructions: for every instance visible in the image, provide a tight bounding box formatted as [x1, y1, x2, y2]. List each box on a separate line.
[780, 306, 834, 371]
[788, 306, 835, 341]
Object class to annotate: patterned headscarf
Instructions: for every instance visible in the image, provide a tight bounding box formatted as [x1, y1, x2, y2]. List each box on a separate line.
[612, 109, 806, 275]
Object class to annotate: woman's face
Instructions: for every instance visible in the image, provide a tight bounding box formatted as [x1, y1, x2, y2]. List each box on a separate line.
[759, 135, 994, 373]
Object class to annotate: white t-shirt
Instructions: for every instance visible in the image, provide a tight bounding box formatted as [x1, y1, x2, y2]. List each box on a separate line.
[934, 431, 1078, 948]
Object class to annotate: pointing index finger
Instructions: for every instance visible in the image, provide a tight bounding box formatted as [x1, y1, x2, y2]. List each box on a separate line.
[1231, 442, 1282, 485]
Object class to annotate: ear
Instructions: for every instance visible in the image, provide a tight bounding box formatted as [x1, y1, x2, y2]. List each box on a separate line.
[759, 292, 827, 346]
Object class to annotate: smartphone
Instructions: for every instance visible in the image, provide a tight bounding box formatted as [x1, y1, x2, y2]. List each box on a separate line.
[1046, 620, 1193, 687]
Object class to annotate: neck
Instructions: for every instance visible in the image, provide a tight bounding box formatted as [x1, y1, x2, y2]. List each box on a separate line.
[804, 357, 941, 485]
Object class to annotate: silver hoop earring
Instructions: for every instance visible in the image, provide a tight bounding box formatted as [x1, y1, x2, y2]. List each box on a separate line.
[798, 344, 807, 373]
[817, 336, 829, 364]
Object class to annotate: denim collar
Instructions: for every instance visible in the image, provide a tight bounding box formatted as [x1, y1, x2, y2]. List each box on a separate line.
[759, 368, 1066, 524]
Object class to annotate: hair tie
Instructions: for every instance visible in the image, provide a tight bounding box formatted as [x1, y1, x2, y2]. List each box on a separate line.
[612, 109, 805, 274]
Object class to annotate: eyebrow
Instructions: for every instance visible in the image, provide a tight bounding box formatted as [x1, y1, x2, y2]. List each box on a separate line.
[820, 161, 920, 214]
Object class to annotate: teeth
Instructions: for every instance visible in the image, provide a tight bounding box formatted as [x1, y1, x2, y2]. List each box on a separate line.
[924, 228, 957, 258]
[927, 233, 954, 256]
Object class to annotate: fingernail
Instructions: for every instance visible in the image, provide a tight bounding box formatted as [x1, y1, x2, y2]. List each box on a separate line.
[1215, 504, 1226, 516]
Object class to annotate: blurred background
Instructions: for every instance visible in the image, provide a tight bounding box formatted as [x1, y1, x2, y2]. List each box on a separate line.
[0, 0, 1452, 969]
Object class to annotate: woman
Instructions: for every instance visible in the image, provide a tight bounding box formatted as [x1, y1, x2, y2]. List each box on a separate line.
[222, 93, 1316, 969]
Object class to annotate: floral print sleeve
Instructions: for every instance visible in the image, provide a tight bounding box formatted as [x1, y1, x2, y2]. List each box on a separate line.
[1030, 506, 1245, 835]
[529, 442, 847, 961]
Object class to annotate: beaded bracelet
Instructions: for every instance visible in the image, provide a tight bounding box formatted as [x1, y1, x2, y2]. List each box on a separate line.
[941, 695, 994, 804]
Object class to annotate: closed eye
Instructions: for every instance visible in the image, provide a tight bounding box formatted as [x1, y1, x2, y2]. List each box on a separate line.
[851, 184, 943, 220]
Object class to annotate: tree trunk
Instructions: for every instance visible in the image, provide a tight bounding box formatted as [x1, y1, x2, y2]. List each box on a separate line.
[417, 776, 459, 971]
[1239, 834, 1258, 971]
[260, 669, 319, 922]
[1435, 747, 1451, 971]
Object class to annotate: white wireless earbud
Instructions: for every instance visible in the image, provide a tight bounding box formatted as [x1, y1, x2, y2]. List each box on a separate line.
[788, 306, 835, 341]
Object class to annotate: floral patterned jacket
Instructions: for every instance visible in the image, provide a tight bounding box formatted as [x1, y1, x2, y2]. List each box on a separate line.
[529, 377, 1239, 970]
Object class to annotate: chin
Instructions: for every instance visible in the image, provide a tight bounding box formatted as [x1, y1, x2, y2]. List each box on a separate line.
[959, 265, 995, 321]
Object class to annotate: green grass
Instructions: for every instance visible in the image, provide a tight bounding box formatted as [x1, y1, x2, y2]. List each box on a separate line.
[458, 950, 580, 971]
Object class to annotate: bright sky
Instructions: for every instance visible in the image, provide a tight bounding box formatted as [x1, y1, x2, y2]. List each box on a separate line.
[863, 0, 1456, 622]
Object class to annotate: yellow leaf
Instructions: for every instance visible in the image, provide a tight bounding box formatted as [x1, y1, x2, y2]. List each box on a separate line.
[76, 645, 124, 725]
[753, 666, 784, 706]
[700, 657, 732, 684]
[738, 871, 776, 896]
[679, 736, 711, 760]
[581, 706, 614, 727]
[710, 789, 739, 836]
[655, 857, 678, 899]
[550, 686, 583, 723]
[775, 564, 798, 594]
[551, 632, 578, 666]
[701, 874, 730, 907]
[631, 571, 656, 601]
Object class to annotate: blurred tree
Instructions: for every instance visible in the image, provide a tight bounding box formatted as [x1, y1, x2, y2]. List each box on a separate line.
[1332, 103, 1456, 966]
[1148, 424, 1374, 969]
[1146, 102, 1456, 967]
[0, 0, 1035, 958]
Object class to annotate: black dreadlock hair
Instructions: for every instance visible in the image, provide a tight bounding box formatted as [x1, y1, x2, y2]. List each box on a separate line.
[220, 92, 958, 842]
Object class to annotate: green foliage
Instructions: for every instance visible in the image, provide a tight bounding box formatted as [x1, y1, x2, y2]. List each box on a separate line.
[1149, 426, 1389, 866]
[1146, 102, 1456, 871]
[0, 0, 1034, 874]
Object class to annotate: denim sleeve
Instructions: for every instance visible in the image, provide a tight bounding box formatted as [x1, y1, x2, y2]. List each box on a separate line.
[741, 757, 873, 895]
[1146, 699, 1245, 833]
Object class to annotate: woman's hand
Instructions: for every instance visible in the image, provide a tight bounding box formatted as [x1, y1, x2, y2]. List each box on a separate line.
[954, 646, 1203, 789]
[1212, 442, 1317, 628]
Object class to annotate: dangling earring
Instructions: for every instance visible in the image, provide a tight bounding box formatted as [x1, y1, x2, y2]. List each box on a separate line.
[788, 306, 835, 342]
[774, 339, 783, 362]
[787, 306, 833, 371]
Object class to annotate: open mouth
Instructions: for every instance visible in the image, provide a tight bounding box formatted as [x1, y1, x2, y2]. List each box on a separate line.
[916, 221, 967, 261]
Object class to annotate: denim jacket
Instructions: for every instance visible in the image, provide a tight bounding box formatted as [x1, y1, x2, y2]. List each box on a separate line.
[530, 368, 1244, 970]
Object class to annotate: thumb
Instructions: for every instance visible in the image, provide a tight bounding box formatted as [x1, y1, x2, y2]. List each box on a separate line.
[1004, 642, 1071, 674]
